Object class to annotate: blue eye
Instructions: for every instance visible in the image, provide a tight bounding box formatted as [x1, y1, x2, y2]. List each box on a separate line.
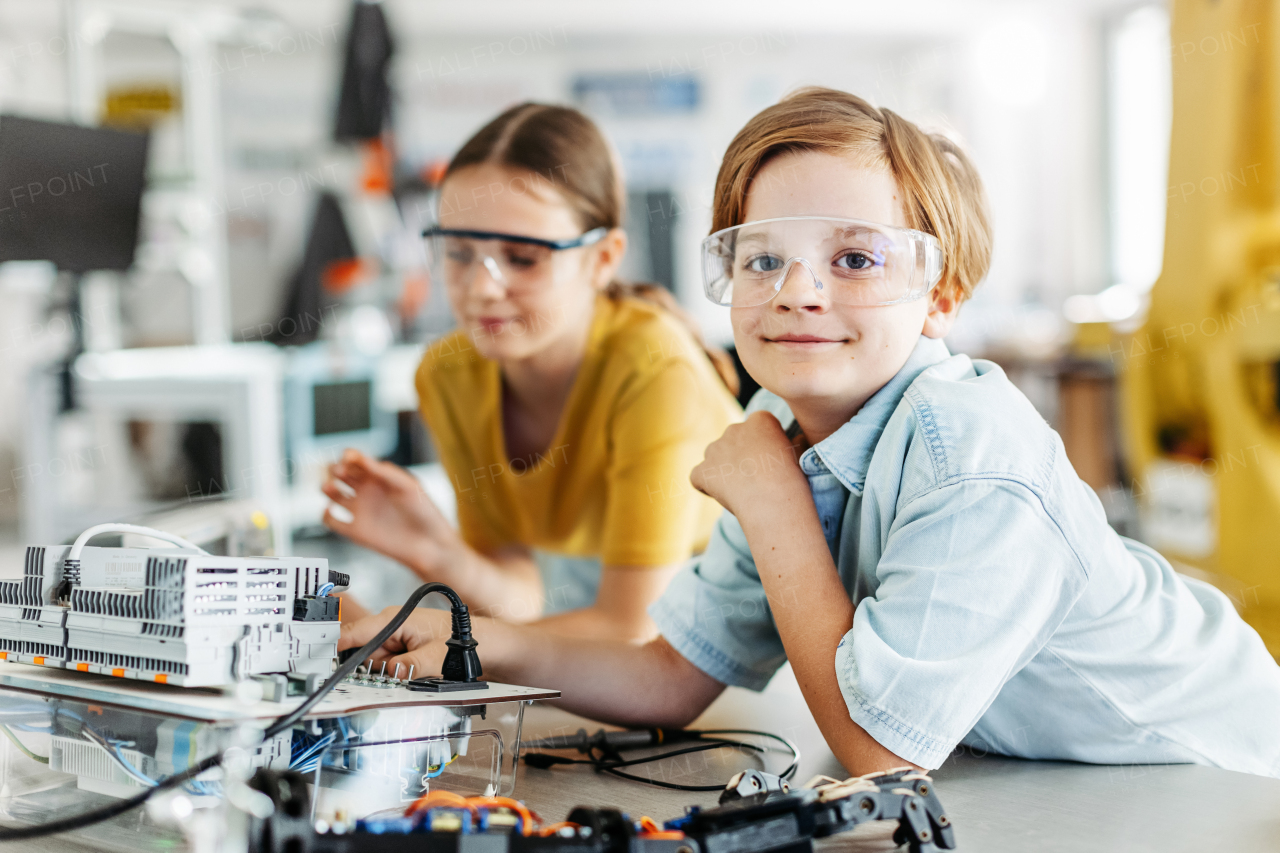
[834, 251, 881, 272]
[743, 254, 784, 274]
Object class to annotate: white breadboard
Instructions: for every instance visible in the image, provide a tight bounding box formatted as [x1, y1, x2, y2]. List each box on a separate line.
[0, 660, 558, 723]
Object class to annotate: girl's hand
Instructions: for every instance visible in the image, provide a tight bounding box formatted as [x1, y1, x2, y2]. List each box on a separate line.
[322, 449, 462, 579]
[339, 605, 454, 679]
[690, 411, 808, 519]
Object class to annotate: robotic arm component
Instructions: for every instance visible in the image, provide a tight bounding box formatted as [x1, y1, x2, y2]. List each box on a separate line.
[242, 767, 957, 853]
[675, 768, 955, 853]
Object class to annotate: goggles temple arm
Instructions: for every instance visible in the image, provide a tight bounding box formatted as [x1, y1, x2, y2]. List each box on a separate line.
[423, 226, 608, 250]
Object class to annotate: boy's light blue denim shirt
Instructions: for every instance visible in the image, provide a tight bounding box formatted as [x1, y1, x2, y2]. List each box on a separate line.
[650, 335, 1280, 776]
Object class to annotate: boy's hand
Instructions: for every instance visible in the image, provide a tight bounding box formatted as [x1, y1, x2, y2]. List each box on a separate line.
[691, 411, 808, 518]
[339, 605, 455, 679]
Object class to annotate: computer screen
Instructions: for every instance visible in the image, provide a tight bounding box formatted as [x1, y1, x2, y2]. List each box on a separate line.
[313, 380, 373, 436]
[0, 114, 149, 272]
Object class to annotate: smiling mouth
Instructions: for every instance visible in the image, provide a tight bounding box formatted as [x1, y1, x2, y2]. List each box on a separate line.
[766, 335, 847, 344]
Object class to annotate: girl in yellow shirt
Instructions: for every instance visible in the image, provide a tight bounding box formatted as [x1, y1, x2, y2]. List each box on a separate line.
[322, 103, 741, 642]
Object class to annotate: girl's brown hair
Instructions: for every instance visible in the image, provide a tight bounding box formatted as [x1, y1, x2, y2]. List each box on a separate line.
[712, 87, 992, 303]
[446, 103, 739, 395]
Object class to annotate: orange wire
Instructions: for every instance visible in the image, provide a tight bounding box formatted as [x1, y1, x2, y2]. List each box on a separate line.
[466, 796, 540, 836]
[638, 815, 683, 839]
[537, 821, 580, 837]
[404, 789, 474, 817]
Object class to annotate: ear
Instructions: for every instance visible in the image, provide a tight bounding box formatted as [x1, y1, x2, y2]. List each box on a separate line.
[921, 283, 961, 339]
[589, 228, 628, 289]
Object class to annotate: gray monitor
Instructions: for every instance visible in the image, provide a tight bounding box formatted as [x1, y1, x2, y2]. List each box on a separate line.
[0, 114, 149, 272]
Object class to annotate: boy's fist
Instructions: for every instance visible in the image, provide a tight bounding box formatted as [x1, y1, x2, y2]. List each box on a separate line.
[690, 411, 808, 517]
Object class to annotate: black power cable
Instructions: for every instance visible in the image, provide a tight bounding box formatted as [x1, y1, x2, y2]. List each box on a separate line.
[523, 728, 800, 792]
[0, 582, 474, 842]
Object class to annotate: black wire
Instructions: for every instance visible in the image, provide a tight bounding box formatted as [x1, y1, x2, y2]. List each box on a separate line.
[0, 582, 462, 841]
[523, 728, 801, 793]
[264, 582, 463, 739]
[697, 729, 801, 781]
[599, 767, 728, 791]
[0, 754, 222, 840]
[594, 740, 765, 768]
[592, 741, 759, 792]
[525, 742, 760, 792]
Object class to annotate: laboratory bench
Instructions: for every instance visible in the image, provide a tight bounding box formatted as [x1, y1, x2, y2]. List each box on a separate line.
[3, 664, 1277, 853]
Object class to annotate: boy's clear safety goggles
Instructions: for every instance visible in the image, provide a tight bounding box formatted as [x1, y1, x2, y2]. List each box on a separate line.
[701, 216, 944, 308]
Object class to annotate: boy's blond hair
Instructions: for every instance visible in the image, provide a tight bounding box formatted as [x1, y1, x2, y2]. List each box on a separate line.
[712, 87, 993, 303]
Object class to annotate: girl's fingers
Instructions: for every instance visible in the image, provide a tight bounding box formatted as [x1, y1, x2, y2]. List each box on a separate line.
[340, 612, 398, 651]
[345, 454, 419, 494]
[337, 592, 371, 623]
[332, 449, 377, 483]
[323, 504, 355, 530]
[386, 650, 434, 679]
[346, 451, 387, 477]
[331, 464, 368, 487]
[368, 647, 442, 679]
[321, 480, 356, 506]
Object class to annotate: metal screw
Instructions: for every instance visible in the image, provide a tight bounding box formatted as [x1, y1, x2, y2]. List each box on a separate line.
[393, 663, 402, 682]
[406, 665, 414, 684]
[378, 661, 387, 681]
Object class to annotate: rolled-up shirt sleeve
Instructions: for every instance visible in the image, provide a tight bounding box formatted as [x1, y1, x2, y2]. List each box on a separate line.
[648, 511, 787, 690]
[837, 479, 1087, 769]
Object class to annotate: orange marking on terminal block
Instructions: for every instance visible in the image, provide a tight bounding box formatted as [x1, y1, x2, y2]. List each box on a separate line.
[76, 663, 89, 672]
[33, 656, 44, 666]
[111, 668, 125, 677]
[0, 652, 8, 660]
[154, 674, 167, 684]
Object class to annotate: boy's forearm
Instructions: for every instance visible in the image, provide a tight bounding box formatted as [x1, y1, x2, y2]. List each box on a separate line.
[477, 618, 722, 727]
[735, 492, 918, 774]
[530, 606, 657, 643]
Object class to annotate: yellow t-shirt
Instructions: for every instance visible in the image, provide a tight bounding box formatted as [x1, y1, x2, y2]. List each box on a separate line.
[415, 293, 742, 567]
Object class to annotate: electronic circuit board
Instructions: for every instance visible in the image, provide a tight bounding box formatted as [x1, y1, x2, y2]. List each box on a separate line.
[0, 660, 558, 723]
[245, 767, 957, 853]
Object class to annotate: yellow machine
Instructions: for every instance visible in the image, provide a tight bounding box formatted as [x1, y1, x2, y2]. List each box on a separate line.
[1123, 0, 1280, 655]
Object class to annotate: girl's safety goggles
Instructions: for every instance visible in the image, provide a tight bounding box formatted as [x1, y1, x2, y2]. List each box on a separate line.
[701, 216, 943, 308]
[422, 226, 607, 295]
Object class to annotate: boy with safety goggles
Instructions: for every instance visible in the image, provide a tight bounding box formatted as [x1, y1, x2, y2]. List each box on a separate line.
[342, 88, 1280, 778]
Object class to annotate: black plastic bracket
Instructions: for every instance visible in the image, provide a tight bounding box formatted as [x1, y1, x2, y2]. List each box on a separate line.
[405, 677, 489, 692]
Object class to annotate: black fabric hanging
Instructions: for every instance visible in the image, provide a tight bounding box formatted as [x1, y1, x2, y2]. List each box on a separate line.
[334, 1, 395, 141]
[269, 192, 356, 345]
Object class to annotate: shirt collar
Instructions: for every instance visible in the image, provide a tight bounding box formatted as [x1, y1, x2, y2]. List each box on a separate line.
[802, 335, 952, 494]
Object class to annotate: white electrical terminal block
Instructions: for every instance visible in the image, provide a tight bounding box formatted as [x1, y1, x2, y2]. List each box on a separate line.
[0, 525, 348, 688]
[49, 721, 291, 799]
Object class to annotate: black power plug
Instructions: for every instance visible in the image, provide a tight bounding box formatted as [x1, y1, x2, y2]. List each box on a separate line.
[441, 604, 483, 681]
[406, 600, 488, 692]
